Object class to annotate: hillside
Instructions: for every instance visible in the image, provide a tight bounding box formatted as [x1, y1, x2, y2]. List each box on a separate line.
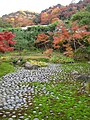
[40, 0, 90, 24]
[1, 10, 40, 27]
[0, 0, 90, 28]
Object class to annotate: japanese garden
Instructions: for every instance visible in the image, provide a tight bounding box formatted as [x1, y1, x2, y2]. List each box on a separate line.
[0, 0, 90, 120]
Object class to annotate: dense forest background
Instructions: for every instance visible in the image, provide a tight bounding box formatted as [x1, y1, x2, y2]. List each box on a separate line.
[0, 0, 90, 28]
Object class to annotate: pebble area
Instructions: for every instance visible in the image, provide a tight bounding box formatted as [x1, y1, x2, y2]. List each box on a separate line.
[0, 64, 61, 119]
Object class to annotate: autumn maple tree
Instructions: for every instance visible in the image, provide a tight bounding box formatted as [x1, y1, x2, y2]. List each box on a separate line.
[35, 21, 90, 58]
[53, 22, 90, 57]
[35, 33, 50, 49]
[0, 31, 16, 53]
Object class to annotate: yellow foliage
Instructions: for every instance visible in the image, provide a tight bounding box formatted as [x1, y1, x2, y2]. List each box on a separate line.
[29, 60, 48, 67]
[0, 56, 9, 61]
[11, 18, 14, 21]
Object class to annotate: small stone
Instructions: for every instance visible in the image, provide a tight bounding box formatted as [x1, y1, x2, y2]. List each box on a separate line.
[3, 114, 7, 117]
[0, 112, 3, 115]
[50, 110, 53, 113]
[12, 115, 16, 118]
[36, 106, 39, 109]
[6, 111, 10, 114]
[58, 112, 61, 115]
[33, 118, 39, 120]
[39, 112, 42, 114]
[46, 116, 48, 118]
[12, 111, 16, 114]
[19, 116, 24, 119]
[39, 104, 42, 106]
[24, 118, 29, 120]
[0, 108, 3, 110]
[24, 113, 27, 116]
[18, 113, 22, 116]
[33, 111, 36, 114]
[8, 118, 13, 120]
[29, 103, 32, 105]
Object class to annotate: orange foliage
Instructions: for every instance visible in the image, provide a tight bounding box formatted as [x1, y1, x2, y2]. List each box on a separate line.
[40, 12, 50, 24]
[51, 7, 60, 15]
[73, 33, 82, 39]
[53, 45, 60, 49]
[36, 33, 49, 42]
[50, 7, 60, 19]
[43, 49, 53, 57]
[35, 33, 50, 49]
[51, 18, 61, 24]
[35, 22, 90, 58]
[63, 44, 73, 57]
[87, 38, 90, 43]
[53, 36, 63, 45]
[53, 23, 90, 57]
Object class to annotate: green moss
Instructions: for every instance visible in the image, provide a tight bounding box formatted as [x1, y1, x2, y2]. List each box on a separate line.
[61, 62, 90, 74]
[0, 62, 90, 120]
[35, 58, 49, 62]
[20, 80, 90, 120]
[50, 55, 74, 63]
[0, 62, 15, 78]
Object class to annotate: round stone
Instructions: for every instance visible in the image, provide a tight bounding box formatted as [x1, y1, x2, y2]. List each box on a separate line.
[24, 118, 29, 120]
[8, 118, 13, 120]
[12, 115, 16, 118]
[39, 104, 42, 106]
[0, 112, 3, 115]
[33, 118, 39, 120]
[33, 111, 36, 114]
[3, 114, 7, 117]
[19, 116, 24, 119]
[39, 112, 42, 114]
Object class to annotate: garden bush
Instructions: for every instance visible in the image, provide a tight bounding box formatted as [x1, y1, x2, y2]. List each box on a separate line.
[74, 46, 90, 61]
[50, 55, 74, 63]
[0, 31, 16, 53]
[13, 22, 57, 50]
[14, 30, 30, 50]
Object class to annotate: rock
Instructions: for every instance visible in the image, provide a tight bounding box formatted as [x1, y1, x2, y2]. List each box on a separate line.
[12, 115, 16, 118]
[3, 114, 7, 117]
[24, 62, 39, 70]
[19, 116, 24, 119]
[33, 118, 39, 120]
[32, 65, 39, 69]
[85, 82, 90, 93]
[8, 118, 13, 120]
[16, 60, 21, 65]
[71, 71, 79, 75]
[24, 118, 29, 120]
[0, 112, 3, 115]
[0, 97, 3, 105]
[76, 75, 90, 82]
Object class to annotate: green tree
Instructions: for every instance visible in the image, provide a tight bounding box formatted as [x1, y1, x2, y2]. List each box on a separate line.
[86, 4, 90, 12]
[71, 11, 90, 26]
[71, 4, 90, 30]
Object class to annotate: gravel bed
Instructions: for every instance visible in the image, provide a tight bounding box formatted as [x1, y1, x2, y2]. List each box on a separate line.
[0, 64, 61, 118]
